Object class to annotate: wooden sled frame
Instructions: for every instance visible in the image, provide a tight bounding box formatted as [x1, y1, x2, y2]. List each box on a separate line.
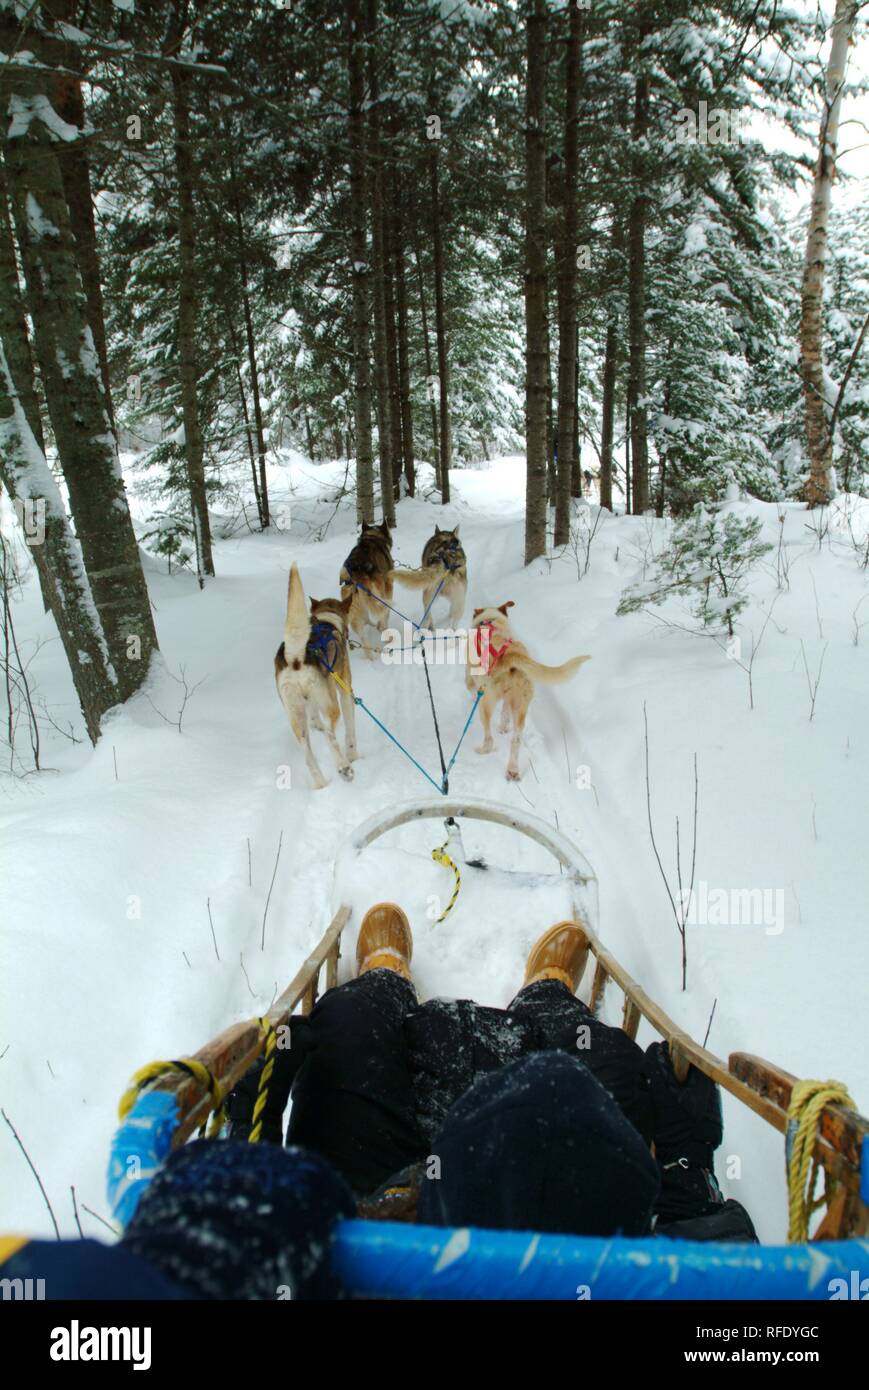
[141, 796, 868, 1241]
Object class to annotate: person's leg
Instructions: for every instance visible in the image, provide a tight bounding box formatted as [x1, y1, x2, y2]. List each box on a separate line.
[287, 906, 425, 1196]
[417, 1051, 660, 1237]
[287, 969, 425, 1197]
[509, 978, 654, 1143]
[509, 919, 656, 1144]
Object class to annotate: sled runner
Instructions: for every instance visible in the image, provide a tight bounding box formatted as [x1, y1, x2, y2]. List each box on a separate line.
[109, 797, 869, 1299]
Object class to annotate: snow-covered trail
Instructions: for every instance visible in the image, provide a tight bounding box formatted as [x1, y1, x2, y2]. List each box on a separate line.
[2, 455, 867, 1246]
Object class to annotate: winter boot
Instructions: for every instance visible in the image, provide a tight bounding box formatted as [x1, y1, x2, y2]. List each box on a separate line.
[523, 920, 590, 993]
[356, 902, 414, 983]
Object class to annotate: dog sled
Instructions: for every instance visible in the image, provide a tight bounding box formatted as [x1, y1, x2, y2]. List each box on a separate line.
[109, 797, 869, 1299]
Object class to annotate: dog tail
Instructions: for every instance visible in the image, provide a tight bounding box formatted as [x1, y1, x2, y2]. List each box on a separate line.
[390, 565, 441, 589]
[514, 653, 591, 684]
[283, 563, 309, 661]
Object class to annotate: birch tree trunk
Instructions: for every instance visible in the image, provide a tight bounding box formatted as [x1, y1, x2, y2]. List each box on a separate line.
[800, 0, 859, 508]
[347, 0, 375, 524]
[523, 0, 548, 564]
[554, 0, 581, 546]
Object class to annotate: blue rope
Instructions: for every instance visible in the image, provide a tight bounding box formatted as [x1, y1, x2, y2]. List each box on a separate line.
[418, 574, 447, 629]
[342, 563, 478, 795]
[443, 687, 484, 781]
[348, 577, 423, 632]
[351, 693, 445, 795]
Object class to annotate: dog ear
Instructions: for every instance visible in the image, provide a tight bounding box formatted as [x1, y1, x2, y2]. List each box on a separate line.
[472, 607, 483, 619]
[452, 524, 460, 536]
[380, 521, 391, 536]
[497, 601, 514, 615]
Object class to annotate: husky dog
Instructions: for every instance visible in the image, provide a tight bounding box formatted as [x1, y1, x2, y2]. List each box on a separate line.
[465, 602, 591, 781]
[340, 521, 394, 658]
[392, 524, 467, 628]
[275, 563, 358, 789]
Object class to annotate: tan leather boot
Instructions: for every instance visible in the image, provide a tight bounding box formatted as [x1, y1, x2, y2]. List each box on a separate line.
[356, 902, 414, 983]
[523, 920, 590, 992]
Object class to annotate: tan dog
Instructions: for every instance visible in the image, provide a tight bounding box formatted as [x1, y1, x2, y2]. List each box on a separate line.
[465, 602, 591, 781]
[392, 524, 467, 628]
[275, 563, 358, 789]
[340, 521, 394, 658]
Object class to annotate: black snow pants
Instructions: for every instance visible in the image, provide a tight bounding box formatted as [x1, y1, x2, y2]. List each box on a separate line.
[285, 971, 653, 1198]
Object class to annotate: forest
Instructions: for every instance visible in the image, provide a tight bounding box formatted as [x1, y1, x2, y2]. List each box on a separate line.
[1, 0, 869, 1319]
[0, 0, 867, 743]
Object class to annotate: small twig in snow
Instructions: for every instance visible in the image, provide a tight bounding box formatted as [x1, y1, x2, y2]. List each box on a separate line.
[71, 1186, 83, 1239]
[2, 1107, 60, 1239]
[261, 831, 284, 951]
[702, 999, 718, 1050]
[207, 898, 220, 961]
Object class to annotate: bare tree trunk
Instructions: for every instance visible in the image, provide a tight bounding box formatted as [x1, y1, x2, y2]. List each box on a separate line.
[624, 381, 632, 513]
[347, 0, 375, 524]
[232, 348, 263, 521]
[0, 167, 116, 740]
[230, 179, 270, 528]
[554, 0, 581, 544]
[53, 73, 115, 431]
[2, 45, 158, 700]
[571, 328, 582, 498]
[430, 148, 451, 502]
[393, 183, 415, 497]
[169, 53, 215, 582]
[800, 0, 859, 507]
[599, 319, 618, 512]
[365, 0, 395, 526]
[546, 278, 556, 506]
[627, 70, 650, 515]
[413, 234, 439, 463]
[524, 0, 548, 564]
[0, 159, 44, 456]
[382, 149, 403, 504]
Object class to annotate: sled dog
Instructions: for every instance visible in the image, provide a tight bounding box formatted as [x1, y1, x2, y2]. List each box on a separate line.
[275, 563, 358, 789]
[340, 521, 394, 658]
[465, 602, 591, 781]
[391, 524, 467, 628]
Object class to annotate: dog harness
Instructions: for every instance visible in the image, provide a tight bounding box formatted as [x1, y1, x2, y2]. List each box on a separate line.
[473, 623, 513, 676]
[306, 621, 341, 673]
[428, 536, 464, 572]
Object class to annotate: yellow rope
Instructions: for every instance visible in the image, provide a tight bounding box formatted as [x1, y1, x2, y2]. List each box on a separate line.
[249, 1018, 278, 1144]
[118, 1058, 225, 1138]
[329, 669, 353, 696]
[786, 1078, 855, 1243]
[431, 841, 462, 924]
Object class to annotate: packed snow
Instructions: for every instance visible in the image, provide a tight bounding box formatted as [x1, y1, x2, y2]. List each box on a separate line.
[1, 453, 867, 1247]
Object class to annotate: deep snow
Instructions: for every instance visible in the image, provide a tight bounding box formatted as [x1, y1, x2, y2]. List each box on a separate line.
[1, 453, 867, 1247]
